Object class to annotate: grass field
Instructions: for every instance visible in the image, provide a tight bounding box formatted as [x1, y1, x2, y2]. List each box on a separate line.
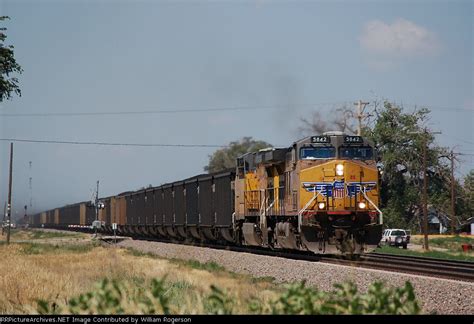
[376, 245, 474, 262]
[0, 242, 280, 314]
[0, 229, 421, 314]
[410, 235, 474, 250]
[5, 228, 87, 242]
[376, 235, 474, 262]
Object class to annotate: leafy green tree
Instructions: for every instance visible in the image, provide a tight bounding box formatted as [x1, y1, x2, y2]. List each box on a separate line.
[204, 137, 272, 173]
[462, 170, 474, 219]
[1, 16, 22, 102]
[368, 102, 451, 231]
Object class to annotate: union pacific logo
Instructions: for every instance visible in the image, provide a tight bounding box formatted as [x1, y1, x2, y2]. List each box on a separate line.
[302, 181, 376, 198]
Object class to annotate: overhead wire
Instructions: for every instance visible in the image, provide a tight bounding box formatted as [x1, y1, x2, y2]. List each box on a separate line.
[0, 101, 471, 118]
[406, 106, 473, 112]
[0, 138, 226, 148]
[0, 102, 348, 117]
[442, 134, 474, 146]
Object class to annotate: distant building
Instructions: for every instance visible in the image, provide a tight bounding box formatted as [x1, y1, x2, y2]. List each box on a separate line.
[458, 217, 474, 235]
[427, 206, 451, 234]
[427, 207, 474, 235]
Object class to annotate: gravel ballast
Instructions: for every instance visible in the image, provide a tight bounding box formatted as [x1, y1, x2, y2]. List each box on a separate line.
[118, 239, 474, 314]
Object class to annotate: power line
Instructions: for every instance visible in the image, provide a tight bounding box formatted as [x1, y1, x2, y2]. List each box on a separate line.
[0, 102, 471, 118]
[410, 106, 473, 112]
[0, 102, 348, 118]
[383, 99, 474, 112]
[442, 134, 474, 145]
[0, 138, 225, 148]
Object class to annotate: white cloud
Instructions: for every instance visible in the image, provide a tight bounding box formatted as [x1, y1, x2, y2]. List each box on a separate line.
[360, 18, 440, 58]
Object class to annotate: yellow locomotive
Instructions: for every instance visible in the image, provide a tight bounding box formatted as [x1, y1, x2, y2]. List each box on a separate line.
[234, 131, 382, 254]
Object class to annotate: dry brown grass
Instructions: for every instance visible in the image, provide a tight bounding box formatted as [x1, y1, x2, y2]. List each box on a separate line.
[0, 238, 277, 314]
[7, 228, 88, 243]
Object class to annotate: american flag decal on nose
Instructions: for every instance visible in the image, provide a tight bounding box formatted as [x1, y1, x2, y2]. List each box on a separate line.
[332, 180, 345, 198]
[302, 180, 345, 198]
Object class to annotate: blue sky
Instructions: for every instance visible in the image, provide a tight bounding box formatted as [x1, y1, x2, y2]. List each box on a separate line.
[0, 0, 472, 215]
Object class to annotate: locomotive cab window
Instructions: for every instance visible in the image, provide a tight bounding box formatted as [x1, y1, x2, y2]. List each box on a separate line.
[339, 146, 373, 159]
[300, 146, 335, 159]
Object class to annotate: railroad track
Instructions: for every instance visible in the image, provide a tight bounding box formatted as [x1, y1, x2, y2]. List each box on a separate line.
[220, 244, 474, 282]
[354, 252, 474, 282]
[92, 232, 474, 282]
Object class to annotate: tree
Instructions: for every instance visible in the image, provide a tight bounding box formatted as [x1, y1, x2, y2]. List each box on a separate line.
[369, 102, 452, 231]
[0, 16, 22, 102]
[462, 170, 474, 219]
[204, 137, 272, 173]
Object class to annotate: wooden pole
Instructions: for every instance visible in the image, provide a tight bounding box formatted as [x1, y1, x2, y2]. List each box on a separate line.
[422, 138, 429, 251]
[450, 151, 456, 234]
[6, 142, 13, 244]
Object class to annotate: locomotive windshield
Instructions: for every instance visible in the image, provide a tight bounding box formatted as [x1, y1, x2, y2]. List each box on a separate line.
[300, 146, 336, 159]
[339, 146, 373, 159]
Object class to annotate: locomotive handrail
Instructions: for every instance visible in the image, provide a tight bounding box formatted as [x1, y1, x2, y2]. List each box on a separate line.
[259, 190, 266, 217]
[297, 187, 321, 232]
[265, 200, 275, 214]
[259, 189, 267, 229]
[361, 188, 383, 224]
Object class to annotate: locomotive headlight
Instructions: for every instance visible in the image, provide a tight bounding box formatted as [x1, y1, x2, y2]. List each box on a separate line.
[358, 202, 367, 209]
[336, 164, 344, 176]
[318, 202, 326, 210]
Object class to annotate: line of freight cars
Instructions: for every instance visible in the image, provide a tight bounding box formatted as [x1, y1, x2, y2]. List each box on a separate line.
[29, 170, 236, 242]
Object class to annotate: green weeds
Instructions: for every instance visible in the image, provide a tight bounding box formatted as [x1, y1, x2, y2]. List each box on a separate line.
[37, 277, 420, 315]
[20, 242, 97, 255]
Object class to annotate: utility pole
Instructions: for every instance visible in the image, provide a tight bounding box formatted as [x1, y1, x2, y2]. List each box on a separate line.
[2, 202, 5, 235]
[95, 180, 99, 237]
[7, 143, 13, 244]
[354, 100, 370, 136]
[422, 138, 429, 251]
[440, 150, 461, 235]
[29, 161, 32, 208]
[24, 205, 28, 225]
[449, 151, 456, 235]
[438, 150, 461, 234]
[410, 128, 441, 251]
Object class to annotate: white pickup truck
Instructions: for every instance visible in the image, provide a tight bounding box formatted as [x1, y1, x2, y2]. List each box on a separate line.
[381, 229, 409, 249]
